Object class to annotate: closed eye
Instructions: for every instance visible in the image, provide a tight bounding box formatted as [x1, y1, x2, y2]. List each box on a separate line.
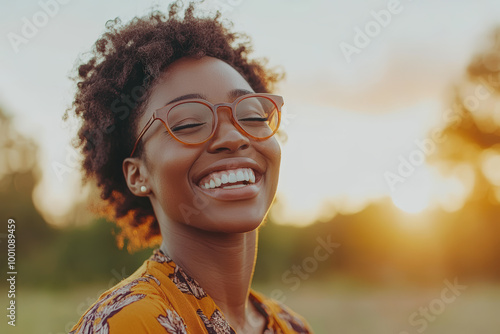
[171, 122, 206, 131]
[239, 117, 268, 122]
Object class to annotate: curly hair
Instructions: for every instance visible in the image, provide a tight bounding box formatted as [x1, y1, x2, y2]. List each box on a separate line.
[64, 1, 283, 252]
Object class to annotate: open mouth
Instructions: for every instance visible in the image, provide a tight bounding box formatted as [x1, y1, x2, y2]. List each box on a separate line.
[197, 167, 260, 190]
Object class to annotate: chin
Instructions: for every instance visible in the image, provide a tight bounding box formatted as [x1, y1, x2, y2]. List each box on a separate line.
[200, 206, 269, 233]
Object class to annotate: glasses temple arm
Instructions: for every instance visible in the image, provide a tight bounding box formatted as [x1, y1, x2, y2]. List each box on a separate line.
[129, 116, 156, 157]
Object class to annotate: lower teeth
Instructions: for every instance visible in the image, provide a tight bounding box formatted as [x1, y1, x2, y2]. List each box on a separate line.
[221, 184, 247, 189]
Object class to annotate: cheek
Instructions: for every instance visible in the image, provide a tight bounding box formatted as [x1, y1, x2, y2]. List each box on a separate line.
[266, 138, 281, 176]
[148, 147, 199, 219]
[258, 137, 281, 196]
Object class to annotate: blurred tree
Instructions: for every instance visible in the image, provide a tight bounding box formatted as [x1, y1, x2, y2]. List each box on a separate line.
[0, 106, 59, 288]
[0, 106, 156, 289]
[429, 27, 500, 281]
[0, 108, 57, 252]
[434, 28, 500, 199]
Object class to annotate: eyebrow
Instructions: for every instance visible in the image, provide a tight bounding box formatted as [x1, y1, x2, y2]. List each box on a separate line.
[165, 93, 207, 106]
[164, 89, 255, 106]
[227, 89, 254, 101]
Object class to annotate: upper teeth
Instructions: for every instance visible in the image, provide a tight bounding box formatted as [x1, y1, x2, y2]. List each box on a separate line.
[199, 168, 256, 189]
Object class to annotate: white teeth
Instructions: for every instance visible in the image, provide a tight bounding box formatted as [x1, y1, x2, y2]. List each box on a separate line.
[228, 173, 237, 183]
[199, 168, 257, 189]
[222, 184, 246, 189]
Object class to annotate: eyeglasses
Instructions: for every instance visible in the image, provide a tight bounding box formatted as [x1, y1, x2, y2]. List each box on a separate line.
[130, 93, 283, 157]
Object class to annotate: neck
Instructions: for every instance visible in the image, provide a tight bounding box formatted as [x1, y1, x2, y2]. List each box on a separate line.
[160, 221, 260, 330]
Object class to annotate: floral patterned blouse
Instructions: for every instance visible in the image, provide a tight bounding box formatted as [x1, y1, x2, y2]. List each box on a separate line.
[69, 249, 313, 333]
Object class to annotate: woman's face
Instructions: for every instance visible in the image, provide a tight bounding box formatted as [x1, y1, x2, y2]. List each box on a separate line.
[133, 56, 281, 233]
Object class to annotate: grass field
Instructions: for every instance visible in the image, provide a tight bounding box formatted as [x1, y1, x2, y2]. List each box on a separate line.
[2, 280, 500, 334]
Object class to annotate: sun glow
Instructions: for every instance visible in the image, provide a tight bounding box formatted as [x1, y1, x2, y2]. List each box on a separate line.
[390, 168, 432, 214]
[390, 164, 475, 215]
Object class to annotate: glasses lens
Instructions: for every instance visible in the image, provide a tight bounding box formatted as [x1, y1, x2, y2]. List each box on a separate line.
[235, 96, 279, 139]
[167, 102, 214, 144]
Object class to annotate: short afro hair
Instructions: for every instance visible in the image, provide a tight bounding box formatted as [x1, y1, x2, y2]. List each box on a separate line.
[64, 1, 283, 252]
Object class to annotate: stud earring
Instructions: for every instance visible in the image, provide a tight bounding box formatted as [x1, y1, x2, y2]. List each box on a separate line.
[140, 186, 148, 193]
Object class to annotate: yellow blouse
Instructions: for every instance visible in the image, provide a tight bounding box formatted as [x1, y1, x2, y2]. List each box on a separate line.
[69, 249, 313, 333]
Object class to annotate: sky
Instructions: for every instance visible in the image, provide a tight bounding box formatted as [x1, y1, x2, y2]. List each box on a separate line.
[1, 0, 500, 227]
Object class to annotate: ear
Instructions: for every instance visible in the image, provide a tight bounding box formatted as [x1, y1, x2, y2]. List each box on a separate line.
[123, 157, 150, 196]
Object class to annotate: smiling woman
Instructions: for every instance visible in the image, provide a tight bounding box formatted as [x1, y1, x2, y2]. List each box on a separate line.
[66, 2, 312, 333]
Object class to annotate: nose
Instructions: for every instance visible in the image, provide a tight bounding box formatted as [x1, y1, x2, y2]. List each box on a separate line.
[206, 106, 250, 153]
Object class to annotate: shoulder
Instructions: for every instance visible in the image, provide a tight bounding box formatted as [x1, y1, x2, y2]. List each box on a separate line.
[251, 290, 314, 334]
[69, 273, 187, 333]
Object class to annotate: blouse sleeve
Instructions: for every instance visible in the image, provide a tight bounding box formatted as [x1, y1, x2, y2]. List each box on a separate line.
[69, 280, 188, 334]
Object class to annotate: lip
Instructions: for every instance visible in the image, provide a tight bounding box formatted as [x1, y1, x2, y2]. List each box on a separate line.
[192, 157, 265, 201]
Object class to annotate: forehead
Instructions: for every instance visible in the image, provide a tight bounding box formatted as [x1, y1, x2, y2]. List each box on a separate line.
[148, 57, 253, 106]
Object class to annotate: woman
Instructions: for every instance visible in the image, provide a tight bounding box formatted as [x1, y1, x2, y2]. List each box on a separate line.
[68, 2, 313, 333]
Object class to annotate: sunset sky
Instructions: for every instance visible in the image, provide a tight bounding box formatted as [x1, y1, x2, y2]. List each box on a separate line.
[2, 0, 500, 226]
